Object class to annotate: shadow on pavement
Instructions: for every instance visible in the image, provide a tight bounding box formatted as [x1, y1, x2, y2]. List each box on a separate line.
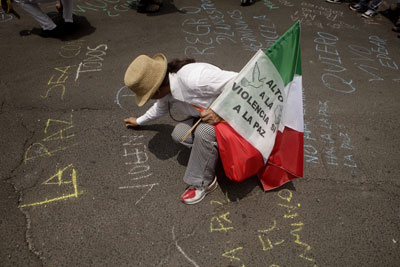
[129, 0, 185, 16]
[19, 13, 96, 41]
[133, 124, 187, 162]
[129, 124, 296, 201]
[216, 161, 297, 201]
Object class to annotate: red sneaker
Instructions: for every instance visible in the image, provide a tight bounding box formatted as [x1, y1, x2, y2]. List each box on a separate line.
[180, 177, 218, 205]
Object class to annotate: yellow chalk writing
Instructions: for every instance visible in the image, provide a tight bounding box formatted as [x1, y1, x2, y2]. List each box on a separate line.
[24, 143, 78, 163]
[290, 222, 316, 262]
[41, 65, 74, 100]
[210, 192, 231, 206]
[44, 111, 73, 134]
[222, 247, 244, 262]
[210, 211, 234, 232]
[42, 125, 75, 141]
[258, 220, 285, 251]
[41, 84, 66, 100]
[25, 111, 76, 163]
[277, 189, 293, 202]
[48, 66, 73, 85]
[278, 203, 301, 219]
[19, 164, 79, 208]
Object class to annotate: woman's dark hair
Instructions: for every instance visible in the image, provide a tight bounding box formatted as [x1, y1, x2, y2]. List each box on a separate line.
[162, 58, 195, 86]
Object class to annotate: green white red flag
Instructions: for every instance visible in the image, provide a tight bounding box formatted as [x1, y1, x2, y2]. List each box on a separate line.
[213, 21, 303, 190]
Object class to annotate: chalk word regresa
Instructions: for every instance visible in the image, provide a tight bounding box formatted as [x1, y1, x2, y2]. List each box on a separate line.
[314, 31, 355, 94]
[75, 44, 108, 81]
[118, 135, 158, 205]
[19, 164, 80, 208]
[73, 0, 133, 17]
[24, 110, 77, 163]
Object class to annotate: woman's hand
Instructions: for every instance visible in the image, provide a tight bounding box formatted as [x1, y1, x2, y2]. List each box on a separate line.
[200, 109, 222, 125]
[124, 117, 139, 127]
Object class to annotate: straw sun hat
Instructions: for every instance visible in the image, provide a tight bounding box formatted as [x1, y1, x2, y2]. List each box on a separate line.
[124, 53, 167, 107]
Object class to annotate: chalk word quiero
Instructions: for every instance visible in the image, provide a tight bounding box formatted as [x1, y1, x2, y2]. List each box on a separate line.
[180, 0, 279, 57]
[73, 0, 134, 17]
[19, 164, 80, 208]
[207, 190, 317, 267]
[75, 44, 108, 81]
[118, 135, 158, 205]
[314, 31, 355, 94]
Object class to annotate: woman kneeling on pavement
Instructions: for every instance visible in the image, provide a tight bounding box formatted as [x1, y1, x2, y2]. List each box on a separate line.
[124, 53, 238, 205]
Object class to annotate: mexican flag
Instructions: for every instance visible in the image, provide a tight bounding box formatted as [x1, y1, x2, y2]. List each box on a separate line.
[213, 21, 303, 191]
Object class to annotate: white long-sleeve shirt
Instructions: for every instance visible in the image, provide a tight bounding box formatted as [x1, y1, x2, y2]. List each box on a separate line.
[136, 63, 238, 125]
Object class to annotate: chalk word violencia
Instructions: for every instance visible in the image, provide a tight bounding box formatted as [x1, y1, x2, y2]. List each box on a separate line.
[24, 110, 78, 163]
[207, 190, 317, 266]
[19, 164, 80, 208]
[118, 135, 158, 205]
[73, 0, 134, 17]
[75, 44, 108, 81]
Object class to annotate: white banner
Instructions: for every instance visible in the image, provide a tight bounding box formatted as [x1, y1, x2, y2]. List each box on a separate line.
[211, 50, 286, 162]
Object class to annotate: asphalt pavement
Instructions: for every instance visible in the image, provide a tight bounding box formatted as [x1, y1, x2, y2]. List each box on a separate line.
[1, 0, 400, 266]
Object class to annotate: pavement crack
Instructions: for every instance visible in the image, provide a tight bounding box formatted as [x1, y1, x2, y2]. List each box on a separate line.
[8, 181, 46, 266]
[0, 100, 5, 114]
[7, 121, 36, 179]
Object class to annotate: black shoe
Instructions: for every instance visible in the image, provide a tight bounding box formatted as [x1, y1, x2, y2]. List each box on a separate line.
[137, 3, 160, 13]
[28, 27, 63, 38]
[241, 0, 254, 6]
[62, 22, 76, 33]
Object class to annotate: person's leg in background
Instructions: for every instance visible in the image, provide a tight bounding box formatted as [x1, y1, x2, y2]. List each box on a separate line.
[16, 1, 57, 31]
[361, 0, 383, 18]
[60, 0, 73, 23]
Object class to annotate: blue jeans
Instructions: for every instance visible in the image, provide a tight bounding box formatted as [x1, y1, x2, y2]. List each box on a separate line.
[358, 0, 383, 11]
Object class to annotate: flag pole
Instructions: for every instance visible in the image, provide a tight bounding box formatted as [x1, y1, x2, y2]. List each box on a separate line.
[181, 117, 202, 142]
